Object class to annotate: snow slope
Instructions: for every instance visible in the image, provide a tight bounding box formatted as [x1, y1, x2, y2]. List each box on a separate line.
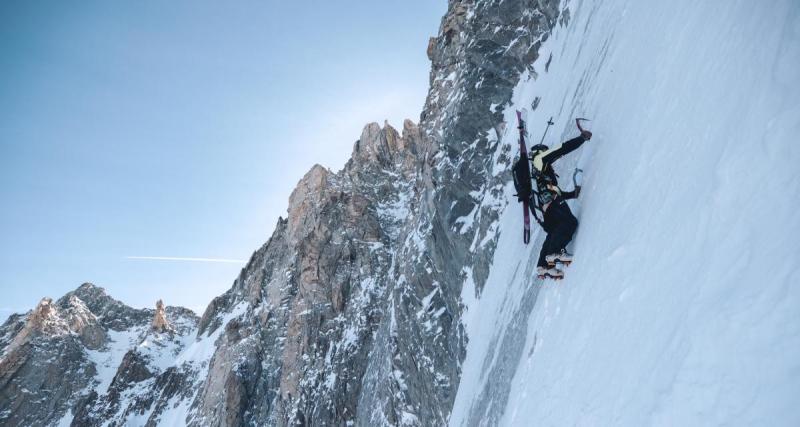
[452, 0, 800, 425]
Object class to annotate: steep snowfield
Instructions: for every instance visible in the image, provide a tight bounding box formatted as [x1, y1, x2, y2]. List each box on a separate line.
[452, 0, 800, 425]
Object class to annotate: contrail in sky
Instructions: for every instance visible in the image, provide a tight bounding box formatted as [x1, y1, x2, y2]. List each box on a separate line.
[125, 256, 245, 264]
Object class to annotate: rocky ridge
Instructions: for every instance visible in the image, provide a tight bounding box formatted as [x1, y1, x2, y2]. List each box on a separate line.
[0, 284, 198, 426]
[0, 0, 566, 425]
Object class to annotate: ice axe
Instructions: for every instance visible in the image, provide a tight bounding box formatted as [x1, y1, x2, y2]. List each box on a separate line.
[573, 168, 584, 187]
[575, 117, 591, 133]
[572, 117, 591, 197]
[538, 116, 555, 145]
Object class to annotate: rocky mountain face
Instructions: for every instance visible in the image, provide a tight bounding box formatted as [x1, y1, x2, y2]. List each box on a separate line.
[0, 283, 198, 426]
[0, 0, 564, 425]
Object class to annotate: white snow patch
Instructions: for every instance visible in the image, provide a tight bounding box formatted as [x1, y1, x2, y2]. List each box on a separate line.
[451, 0, 800, 425]
[85, 327, 145, 394]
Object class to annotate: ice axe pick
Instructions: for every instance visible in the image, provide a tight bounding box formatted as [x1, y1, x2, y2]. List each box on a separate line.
[575, 117, 591, 132]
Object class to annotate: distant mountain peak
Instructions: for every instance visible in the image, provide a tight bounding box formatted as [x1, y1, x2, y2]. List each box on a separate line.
[0, 0, 564, 424]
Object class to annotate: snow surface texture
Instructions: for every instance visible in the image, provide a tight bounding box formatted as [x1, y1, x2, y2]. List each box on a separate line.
[451, 0, 800, 426]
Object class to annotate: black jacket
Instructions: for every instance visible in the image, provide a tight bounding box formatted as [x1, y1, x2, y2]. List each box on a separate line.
[531, 135, 588, 203]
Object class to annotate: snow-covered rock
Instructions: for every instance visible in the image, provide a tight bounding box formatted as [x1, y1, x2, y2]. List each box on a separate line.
[0, 0, 563, 424]
[449, 0, 800, 425]
[0, 284, 198, 426]
[4, 0, 795, 425]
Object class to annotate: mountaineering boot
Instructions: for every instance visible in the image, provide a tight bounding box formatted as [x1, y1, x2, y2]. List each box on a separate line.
[546, 250, 573, 266]
[537, 266, 564, 280]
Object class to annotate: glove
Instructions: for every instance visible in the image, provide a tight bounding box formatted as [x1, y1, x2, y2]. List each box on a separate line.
[581, 130, 592, 140]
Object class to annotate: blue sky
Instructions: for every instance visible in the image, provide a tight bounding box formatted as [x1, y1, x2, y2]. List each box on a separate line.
[0, 1, 446, 320]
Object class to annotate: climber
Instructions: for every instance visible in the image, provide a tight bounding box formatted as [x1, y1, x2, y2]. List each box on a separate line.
[530, 128, 592, 279]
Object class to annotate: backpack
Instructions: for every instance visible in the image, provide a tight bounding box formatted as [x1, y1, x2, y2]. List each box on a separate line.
[512, 152, 548, 226]
[512, 157, 532, 203]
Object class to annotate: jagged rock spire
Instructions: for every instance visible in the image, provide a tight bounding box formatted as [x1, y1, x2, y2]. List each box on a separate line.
[350, 120, 421, 171]
[151, 299, 172, 333]
[0, 284, 199, 426]
[0, 1, 565, 424]
[4, 298, 65, 354]
[30, 298, 56, 328]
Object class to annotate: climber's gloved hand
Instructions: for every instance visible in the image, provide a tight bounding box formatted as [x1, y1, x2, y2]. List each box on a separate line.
[581, 130, 593, 140]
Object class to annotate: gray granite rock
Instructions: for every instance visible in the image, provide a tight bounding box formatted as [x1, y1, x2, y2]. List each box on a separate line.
[0, 1, 562, 425]
[0, 284, 198, 427]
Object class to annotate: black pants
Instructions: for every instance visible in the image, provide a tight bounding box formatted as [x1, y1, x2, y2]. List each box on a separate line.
[536, 200, 578, 268]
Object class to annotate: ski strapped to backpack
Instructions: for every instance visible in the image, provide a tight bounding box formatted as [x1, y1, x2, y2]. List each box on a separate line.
[513, 112, 556, 243]
[512, 110, 534, 244]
